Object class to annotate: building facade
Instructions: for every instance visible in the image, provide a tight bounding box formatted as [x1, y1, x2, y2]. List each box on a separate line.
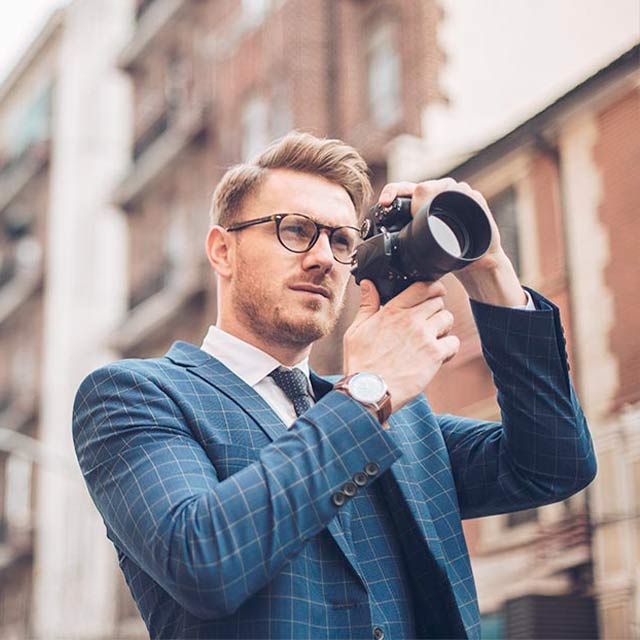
[388, 44, 639, 638]
[0, 2, 135, 638]
[2, 0, 445, 637]
[112, 0, 443, 377]
[0, 12, 63, 639]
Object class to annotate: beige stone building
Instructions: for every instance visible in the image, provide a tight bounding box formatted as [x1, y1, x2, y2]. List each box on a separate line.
[0, 11, 63, 639]
[389, 43, 639, 638]
[0, 1, 134, 638]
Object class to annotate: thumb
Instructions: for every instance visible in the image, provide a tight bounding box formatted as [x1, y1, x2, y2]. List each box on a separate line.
[354, 279, 380, 321]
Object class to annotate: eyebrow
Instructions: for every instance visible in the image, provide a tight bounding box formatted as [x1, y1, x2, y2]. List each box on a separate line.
[294, 212, 360, 229]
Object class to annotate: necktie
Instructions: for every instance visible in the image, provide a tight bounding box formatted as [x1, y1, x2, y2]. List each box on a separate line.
[269, 366, 314, 417]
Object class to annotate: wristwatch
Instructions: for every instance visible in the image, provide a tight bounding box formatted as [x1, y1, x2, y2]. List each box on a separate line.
[334, 372, 392, 428]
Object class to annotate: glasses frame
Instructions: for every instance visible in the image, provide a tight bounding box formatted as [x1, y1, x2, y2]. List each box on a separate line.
[225, 213, 368, 264]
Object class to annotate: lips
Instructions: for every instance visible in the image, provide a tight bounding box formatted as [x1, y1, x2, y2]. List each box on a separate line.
[290, 284, 331, 299]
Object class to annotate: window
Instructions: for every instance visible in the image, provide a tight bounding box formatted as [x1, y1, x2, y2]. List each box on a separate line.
[271, 80, 292, 139]
[488, 187, 521, 276]
[7, 85, 52, 158]
[164, 206, 188, 287]
[241, 94, 269, 161]
[164, 50, 189, 113]
[4, 455, 32, 532]
[366, 19, 402, 129]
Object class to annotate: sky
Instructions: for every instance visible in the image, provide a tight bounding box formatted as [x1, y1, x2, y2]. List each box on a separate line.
[0, 0, 68, 85]
[430, 0, 640, 152]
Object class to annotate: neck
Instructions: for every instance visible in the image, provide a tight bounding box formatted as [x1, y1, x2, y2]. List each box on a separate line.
[216, 315, 312, 367]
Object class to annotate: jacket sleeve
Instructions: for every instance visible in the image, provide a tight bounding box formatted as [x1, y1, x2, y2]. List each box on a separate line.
[437, 289, 597, 520]
[72, 365, 402, 619]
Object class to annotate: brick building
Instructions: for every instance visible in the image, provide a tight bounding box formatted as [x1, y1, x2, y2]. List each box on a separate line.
[389, 43, 639, 638]
[108, 3, 442, 629]
[113, 0, 443, 376]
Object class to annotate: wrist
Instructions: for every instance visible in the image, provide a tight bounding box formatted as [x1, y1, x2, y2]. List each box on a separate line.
[334, 372, 392, 427]
[336, 389, 384, 424]
[456, 252, 527, 307]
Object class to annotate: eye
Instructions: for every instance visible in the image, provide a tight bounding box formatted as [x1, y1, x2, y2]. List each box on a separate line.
[333, 233, 351, 248]
[279, 216, 317, 247]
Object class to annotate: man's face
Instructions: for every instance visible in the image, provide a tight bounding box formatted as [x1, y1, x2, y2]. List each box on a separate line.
[228, 169, 357, 349]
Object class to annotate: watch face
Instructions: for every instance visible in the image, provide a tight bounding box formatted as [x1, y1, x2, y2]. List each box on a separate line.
[349, 373, 387, 404]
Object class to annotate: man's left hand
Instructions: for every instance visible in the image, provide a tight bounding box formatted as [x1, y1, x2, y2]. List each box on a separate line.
[378, 178, 528, 307]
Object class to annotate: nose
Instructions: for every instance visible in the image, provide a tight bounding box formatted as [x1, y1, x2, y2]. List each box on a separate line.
[301, 230, 335, 273]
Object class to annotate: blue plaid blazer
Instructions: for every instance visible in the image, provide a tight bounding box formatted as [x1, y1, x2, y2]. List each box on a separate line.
[73, 290, 596, 639]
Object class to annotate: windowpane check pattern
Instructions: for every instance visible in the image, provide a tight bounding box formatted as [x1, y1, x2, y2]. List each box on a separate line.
[72, 288, 596, 639]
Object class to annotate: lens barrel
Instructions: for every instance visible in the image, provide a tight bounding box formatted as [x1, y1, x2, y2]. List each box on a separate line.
[397, 191, 492, 280]
[352, 190, 492, 303]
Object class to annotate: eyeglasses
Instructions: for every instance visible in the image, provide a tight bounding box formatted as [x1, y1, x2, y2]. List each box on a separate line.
[226, 213, 370, 264]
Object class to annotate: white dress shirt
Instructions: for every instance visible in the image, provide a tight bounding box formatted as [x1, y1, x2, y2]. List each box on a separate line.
[200, 326, 313, 428]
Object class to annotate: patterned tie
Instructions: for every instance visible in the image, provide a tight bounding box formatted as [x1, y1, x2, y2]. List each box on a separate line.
[269, 366, 314, 417]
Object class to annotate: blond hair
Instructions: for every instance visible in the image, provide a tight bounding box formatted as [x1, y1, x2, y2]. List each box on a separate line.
[209, 131, 372, 227]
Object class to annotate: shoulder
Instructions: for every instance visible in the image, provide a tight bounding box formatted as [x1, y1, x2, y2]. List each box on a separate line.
[74, 341, 207, 404]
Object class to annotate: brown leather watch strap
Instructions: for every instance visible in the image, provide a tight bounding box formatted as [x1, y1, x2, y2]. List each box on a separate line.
[334, 373, 392, 427]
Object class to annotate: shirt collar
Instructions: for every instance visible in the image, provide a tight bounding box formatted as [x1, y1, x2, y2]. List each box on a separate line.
[200, 325, 311, 388]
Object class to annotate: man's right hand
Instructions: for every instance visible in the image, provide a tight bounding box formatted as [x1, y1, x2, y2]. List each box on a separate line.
[342, 279, 459, 414]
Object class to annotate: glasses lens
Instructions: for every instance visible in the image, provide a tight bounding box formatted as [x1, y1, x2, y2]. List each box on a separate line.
[331, 227, 360, 263]
[278, 214, 317, 251]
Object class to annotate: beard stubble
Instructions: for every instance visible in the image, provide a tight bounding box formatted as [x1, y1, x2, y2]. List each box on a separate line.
[231, 255, 346, 349]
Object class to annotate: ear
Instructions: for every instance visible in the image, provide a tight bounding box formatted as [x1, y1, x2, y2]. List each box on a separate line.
[206, 225, 234, 279]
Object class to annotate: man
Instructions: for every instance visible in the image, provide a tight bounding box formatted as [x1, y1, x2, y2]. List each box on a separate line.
[73, 132, 596, 639]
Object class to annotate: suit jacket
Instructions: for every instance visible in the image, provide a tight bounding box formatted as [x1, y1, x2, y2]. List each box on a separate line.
[72, 290, 597, 639]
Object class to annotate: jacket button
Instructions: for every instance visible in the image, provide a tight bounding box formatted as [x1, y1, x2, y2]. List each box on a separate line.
[353, 471, 368, 487]
[364, 462, 380, 477]
[342, 481, 357, 497]
[332, 491, 346, 507]
[373, 626, 385, 639]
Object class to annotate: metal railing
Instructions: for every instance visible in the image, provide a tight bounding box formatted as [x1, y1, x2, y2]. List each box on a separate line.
[133, 108, 170, 161]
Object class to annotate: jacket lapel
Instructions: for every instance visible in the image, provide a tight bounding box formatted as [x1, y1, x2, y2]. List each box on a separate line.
[165, 341, 287, 442]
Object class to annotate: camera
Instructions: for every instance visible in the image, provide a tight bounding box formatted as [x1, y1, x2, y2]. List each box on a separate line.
[351, 191, 492, 304]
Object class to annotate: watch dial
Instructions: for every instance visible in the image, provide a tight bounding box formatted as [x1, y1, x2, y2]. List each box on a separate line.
[351, 373, 386, 403]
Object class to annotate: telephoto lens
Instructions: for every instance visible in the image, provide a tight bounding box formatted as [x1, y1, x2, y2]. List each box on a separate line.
[351, 191, 492, 303]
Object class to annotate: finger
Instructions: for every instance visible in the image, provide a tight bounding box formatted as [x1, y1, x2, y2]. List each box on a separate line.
[426, 308, 455, 338]
[412, 178, 458, 201]
[359, 279, 380, 311]
[379, 182, 418, 206]
[398, 295, 447, 326]
[439, 335, 460, 364]
[411, 179, 461, 217]
[350, 280, 381, 331]
[384, 280, 446, 311]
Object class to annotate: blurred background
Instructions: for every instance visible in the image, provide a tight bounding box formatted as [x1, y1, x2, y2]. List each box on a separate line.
[0, 0, 638, 638]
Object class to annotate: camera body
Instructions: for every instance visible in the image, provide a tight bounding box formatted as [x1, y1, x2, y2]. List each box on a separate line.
[351, 192, 492, 304]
